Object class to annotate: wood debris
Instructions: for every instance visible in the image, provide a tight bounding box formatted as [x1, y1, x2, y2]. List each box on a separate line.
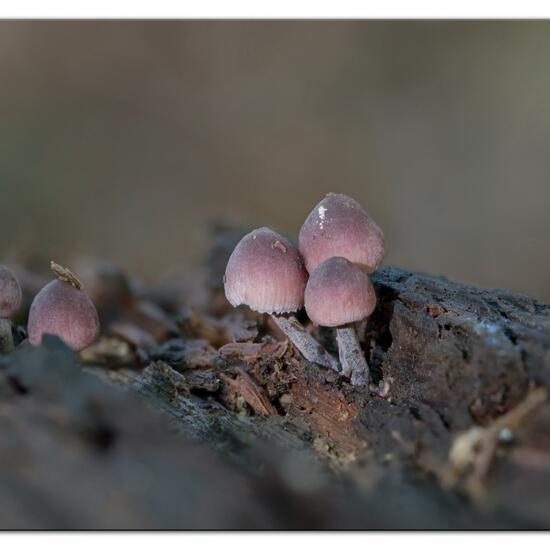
[220, 367, 278, 416]
[445, 386, 549, 501]
[219, 340, 288, 362]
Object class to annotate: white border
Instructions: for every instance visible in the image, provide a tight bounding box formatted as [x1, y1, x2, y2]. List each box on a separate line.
[2, 533, 550, 548]
[1, 1, 550, 19]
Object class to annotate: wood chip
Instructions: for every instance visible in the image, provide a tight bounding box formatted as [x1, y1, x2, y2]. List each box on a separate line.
[220, 367, 278, 416]
[219, 340, 288, 362]
[50, 261, 82, 289]
[445, 387, 549, 499]
[80, 336, 137, 366]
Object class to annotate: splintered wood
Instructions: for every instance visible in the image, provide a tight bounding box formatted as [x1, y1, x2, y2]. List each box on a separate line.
[220, 367, 278, 416]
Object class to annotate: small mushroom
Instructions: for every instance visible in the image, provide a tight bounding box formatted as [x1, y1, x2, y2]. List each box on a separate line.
[305, 257, 376, 385]
[0, 265, 22, 354]
[27, 262, 100, 351]
[299, 192, 385, 274]
[224, 227, 338, 371]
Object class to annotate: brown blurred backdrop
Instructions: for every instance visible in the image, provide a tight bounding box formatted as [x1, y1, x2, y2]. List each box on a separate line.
[0, 21, 549, 300]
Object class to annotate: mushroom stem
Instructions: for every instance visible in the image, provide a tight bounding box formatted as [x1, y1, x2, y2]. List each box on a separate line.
[272, 314, 340, 372]
[0, 318, 14, 354]
[336, 324, 369, 386]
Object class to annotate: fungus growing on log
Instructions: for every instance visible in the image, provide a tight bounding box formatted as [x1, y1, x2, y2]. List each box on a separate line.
[299, 192, 385, 274]
[27, 262, 100, 351]
[305, 257, 376, 385]
[224, 227, 338, 371]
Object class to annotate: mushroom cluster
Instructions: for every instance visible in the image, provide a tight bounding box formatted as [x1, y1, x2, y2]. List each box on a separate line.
[224, 192, 385, 386]
[224, 227, 338, 371]
[0, 260, 100, 357]
[2, 193, 381, 385]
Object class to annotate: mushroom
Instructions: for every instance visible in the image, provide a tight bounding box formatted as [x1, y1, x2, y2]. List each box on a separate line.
[224, 227, 338, 371]
[305, 257, 376, 385]
[299, 192, 385, 274]
[0, 265, 22, 354]
[27, 262, 100, 351]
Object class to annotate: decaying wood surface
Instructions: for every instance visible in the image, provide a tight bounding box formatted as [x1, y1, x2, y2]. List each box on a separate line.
[0, 227, 549, 529]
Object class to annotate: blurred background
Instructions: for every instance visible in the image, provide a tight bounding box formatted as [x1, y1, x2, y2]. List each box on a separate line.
[0, 21, 549, 300]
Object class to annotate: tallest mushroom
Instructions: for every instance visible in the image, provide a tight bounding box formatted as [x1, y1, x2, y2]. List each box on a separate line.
[299, 193, 386, 385]
[299, 192, 385, 274]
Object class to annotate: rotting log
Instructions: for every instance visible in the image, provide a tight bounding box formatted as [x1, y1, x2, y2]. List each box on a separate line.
[0, 227, 549, 528]
[1, 338, 507, 529]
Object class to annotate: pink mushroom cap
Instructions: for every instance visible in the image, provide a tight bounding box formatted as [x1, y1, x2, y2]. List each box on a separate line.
[299, 192, 385, 274]
[305, 256, 376, 327]
[28, 279, 100, 351]
[0, 265, 22, 318]
[224, 227, 308, 314]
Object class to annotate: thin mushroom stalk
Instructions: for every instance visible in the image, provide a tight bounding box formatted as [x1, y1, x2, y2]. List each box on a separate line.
[336, 324, 369, 385]
[272, 314, 340, 372]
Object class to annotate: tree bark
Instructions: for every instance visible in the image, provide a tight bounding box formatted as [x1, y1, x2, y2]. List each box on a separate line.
[0, 229, 549, 528]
